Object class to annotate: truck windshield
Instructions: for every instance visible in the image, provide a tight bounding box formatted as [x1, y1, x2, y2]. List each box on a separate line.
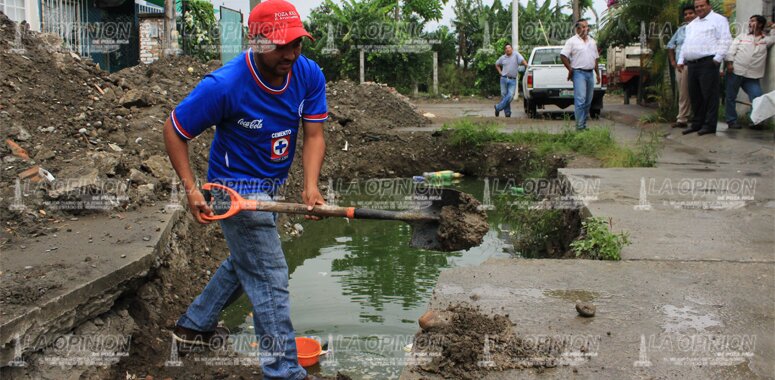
[532, 48, 563, 65]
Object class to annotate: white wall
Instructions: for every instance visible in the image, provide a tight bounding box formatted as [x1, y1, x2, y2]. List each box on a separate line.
[23, 0, 40, 31]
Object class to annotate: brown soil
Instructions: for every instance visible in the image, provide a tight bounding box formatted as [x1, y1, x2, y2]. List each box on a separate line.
[0, 12, 217, 242]
[409, 305, 574, 379]
[437, 192, 489, 251]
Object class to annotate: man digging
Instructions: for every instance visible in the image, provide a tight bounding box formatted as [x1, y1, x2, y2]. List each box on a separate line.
[163, 1, 327, 379]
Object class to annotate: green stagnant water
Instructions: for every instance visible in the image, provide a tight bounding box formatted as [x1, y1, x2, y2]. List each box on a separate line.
[221, 179, 512, 379]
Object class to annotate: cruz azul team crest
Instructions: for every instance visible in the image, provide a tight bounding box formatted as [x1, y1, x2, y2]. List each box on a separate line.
[271, 129, 292, 162]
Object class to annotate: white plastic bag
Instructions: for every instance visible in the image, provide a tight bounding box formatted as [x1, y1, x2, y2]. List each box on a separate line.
[750, 91, 775, 125]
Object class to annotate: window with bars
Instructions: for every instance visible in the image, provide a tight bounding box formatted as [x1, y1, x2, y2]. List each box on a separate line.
[0, 0, 26, 23]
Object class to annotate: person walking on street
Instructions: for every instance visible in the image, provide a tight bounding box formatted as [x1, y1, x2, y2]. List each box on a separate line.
[163, 1, 328, 379]
[560, 19, 600, 131]
[494, 44, 527, 117]
[724, 15, 775, 129]
[677, 0, 731, 136]
[667, 4, 697, 129]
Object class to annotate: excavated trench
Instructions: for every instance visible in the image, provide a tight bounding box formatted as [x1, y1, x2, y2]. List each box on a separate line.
[1, 14, 584, 378]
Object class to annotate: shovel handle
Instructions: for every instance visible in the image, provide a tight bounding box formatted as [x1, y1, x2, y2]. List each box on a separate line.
[200, 183, 355, 221]
[200, 183, 438, 222]
[244, 200, 355, 219]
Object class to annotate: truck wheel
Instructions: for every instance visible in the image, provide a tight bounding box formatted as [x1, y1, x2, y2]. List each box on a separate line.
[527, 100, 538, 118]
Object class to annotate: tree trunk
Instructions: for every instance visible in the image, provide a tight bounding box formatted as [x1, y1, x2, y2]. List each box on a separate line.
[572, 0, 580, 22]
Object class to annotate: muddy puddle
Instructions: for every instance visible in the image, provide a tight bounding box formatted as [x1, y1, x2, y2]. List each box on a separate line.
[221, 179, 510, 378]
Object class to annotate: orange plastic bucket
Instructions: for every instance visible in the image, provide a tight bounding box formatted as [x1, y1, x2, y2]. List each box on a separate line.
[295, 337, 322, 367]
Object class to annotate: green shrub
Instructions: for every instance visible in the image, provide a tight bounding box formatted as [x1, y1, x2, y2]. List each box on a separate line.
[181, 0, 219, 62]
[571, 217, 630, 260]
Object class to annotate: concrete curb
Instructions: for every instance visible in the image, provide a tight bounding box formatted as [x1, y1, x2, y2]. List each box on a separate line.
[0, 208, 182, 365]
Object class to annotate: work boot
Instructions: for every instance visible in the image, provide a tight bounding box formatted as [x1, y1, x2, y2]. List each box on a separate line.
[671, 122, 687, 128]
[172, 325, 230, 350]
[682, 127, 700, 135]
[697, 128, 716, 136]
[494, 105, 499, 117]
[727, 122, 741, 129]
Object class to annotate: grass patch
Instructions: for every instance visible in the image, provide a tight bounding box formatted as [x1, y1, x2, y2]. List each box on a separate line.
[442, 119, 661, 167]
[571, 217, 630, 260]
[639, 112, 667, 124]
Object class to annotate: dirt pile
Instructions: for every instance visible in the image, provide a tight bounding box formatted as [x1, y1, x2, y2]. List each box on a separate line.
[409, 305, 574, 379]
[0, 12, 215, 241]
[325, 80, 429, 132]
[437, 192, 489, 251]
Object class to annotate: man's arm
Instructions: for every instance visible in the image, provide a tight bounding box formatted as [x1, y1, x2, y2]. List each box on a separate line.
[560, 54, 573, 81]
[301, 121, 326, 218]
[725, 35, 741, 73]
[668, 48, 677, 68]
[666, 29, 679, 68]
[765, 27, 775, 47]
[163, 118, 212, 224]
[495, 63, 502, 76]
[714, 16, 732, 63]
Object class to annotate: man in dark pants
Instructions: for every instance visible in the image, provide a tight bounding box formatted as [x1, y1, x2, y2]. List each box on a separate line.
[676, 0, 731, 136]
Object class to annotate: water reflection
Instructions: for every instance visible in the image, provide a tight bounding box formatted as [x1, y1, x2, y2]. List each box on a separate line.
[220, 179, 508, 378]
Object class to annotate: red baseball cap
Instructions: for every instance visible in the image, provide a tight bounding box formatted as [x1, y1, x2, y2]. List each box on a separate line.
[248, 0, 314, 45]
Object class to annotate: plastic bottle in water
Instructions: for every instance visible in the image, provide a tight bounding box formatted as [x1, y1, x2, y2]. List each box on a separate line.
[423, 170, 463, 181]
[510, 186, 525, 195]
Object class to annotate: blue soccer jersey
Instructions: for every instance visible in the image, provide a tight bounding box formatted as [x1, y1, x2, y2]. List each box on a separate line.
[170, 49, 328, 194]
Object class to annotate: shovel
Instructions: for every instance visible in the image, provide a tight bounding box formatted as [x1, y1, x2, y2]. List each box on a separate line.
[199, 182, 466, 251]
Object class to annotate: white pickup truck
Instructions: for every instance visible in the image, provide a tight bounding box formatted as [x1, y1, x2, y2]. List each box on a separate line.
[521, 46, 607, 119]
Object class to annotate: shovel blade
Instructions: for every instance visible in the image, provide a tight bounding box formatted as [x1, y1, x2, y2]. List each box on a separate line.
[407, 187, 470, 251]
[409, 221, 442, 251]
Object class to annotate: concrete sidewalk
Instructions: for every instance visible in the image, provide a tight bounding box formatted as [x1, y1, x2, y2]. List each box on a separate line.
[0, 207, 180, 364]
[402, 102, 775, 379]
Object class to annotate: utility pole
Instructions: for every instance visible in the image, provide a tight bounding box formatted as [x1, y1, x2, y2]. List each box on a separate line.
[164, 0, 176, 55]
[433, 51, 438, 95]
[512, 0, 518, 48]
[638, 21, 646, 106]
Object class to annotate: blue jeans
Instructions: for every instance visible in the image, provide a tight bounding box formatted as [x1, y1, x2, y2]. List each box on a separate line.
[177, 192, 306, 380]
[572, 69, 595, 129]
[496, 76, 517, 116]
[725, 72, 763, 124]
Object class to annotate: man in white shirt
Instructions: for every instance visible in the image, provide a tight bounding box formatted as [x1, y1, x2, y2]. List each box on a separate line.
[724, 15, 775, 129]
[560, 19, 600, 131]
[676, 0, 732, 136]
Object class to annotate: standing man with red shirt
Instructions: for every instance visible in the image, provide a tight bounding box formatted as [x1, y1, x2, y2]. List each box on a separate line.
[163, 1, 327, 379]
